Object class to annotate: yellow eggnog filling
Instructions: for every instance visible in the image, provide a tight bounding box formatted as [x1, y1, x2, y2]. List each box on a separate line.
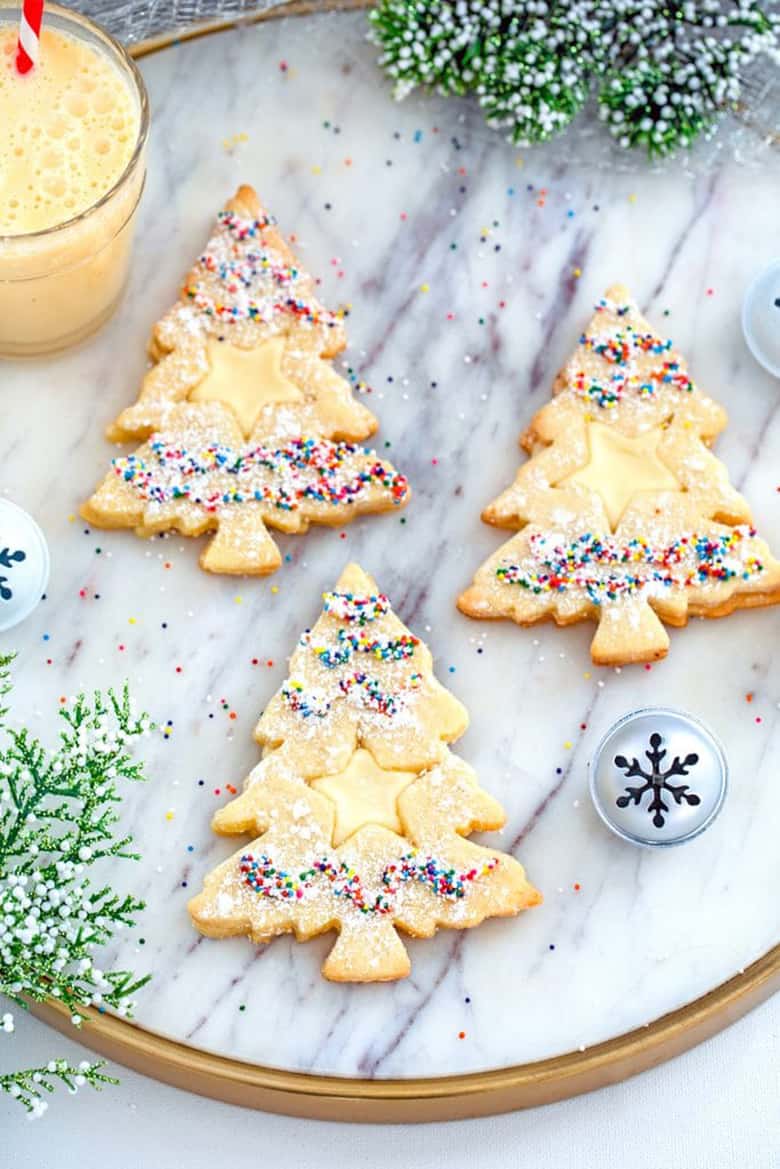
[0, 25, 139, 234]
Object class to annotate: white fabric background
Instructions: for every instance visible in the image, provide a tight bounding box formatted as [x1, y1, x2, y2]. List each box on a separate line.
[9, 996, 778, 1169]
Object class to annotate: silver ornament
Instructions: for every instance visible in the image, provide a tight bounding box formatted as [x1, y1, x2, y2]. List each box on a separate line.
[589, 707, 728, 847]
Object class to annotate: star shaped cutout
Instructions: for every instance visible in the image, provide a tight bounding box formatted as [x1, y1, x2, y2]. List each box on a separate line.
[311, 748, 416, 846]
[189, 336, 303, 437]
[560, 421, 680, 528]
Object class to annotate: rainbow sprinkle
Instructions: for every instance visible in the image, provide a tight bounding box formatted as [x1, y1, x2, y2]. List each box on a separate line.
[281, 670, 422, 720]
[580, 325, 672, 366]
[281, 673, 420, 715]
[594, 298, 633, 317]
[570, 361, 694, 408]
[569, 300, 692, 406]
[338, 670, 422, 716]
[643, 360, 694, 394]
[183, 210, 337, 328]
[309, 628, 419, 668]
[113, 438, 409, 512]
[239, 850, 499, 914]
[570, 369, 629, 408]
[496, 527, 764, 605]
[322, 591, 391, 624]
[215, 210, 274, 239]
[281, 680, 331, 719]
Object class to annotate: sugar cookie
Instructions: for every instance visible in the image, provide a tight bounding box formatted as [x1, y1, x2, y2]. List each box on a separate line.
[106, 185, 376, 444]
[82, 404, 409, 575]
[189, 563, 540, 981]
[82, 187, 410, 574]
[458, 285, 780, 664]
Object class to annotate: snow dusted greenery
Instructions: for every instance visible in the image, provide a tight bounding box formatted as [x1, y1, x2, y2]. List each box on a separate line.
[0, 654, 151, 1116]
[369, 0, 779, 155]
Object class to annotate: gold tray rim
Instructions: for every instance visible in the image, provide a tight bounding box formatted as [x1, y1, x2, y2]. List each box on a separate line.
[29, 3, 773, 1120]
[33, 944, 779, 1120]
[128, 0, 372, 60]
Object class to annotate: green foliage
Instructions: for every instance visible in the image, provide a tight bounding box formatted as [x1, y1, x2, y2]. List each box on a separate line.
[370, 0, 778, 156]
[0, 1057, 117, 1119]
[478, 23, 592, 145]
[0, 654, 151, 1116]
[598, 63, 714, 155]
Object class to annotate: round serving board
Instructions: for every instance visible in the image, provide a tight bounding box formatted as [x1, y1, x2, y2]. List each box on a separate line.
[6, 8, 780, 1119]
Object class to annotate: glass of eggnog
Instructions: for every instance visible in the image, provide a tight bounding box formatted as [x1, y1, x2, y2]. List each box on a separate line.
[0, 1, 149, 356]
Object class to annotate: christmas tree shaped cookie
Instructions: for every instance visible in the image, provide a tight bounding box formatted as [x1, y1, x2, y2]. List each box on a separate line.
[459, 285, 780, 665]
[188, 563, 540, 981]
[106, 185, 376, 444]
[81, 187, 410, 575]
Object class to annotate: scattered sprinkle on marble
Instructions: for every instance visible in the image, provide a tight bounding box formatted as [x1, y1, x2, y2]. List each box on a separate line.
[15, 83, 778, 1080]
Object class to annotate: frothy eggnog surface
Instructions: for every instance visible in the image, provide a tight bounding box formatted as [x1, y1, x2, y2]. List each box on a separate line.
[0, 25, 139, 234]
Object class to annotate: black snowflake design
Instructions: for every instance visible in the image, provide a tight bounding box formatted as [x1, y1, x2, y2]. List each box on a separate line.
[0, 547, 26, 602]
[615, 732, 701, 829]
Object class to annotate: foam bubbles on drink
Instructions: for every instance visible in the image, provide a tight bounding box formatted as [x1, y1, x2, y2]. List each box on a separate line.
[0, 26, 139, 234]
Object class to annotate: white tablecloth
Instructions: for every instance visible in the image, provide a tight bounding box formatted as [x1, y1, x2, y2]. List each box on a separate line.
[12, 996, 778, 1169]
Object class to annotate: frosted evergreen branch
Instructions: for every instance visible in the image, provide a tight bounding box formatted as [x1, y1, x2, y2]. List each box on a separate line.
[0, 655, 11, 724]
[0, 657, 152, 1113]
[0, 1052, 117, 1118]
[369, 0, 778, 155]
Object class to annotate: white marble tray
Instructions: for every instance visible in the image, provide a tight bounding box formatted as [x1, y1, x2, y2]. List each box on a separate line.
[3, 11, 779, 1087]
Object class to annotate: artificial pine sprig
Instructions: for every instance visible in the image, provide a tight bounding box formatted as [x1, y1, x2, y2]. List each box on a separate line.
[594, 0, 777, 152]
[477, 9, 593, 144]
[0, 654, 152, 1115]
[369, 0, 778, 156]
[367, 0, 492, 97]
[1, 1056, 116, 1120]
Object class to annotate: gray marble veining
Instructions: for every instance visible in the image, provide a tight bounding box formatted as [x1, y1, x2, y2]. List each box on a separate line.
[1, 12, 778, 1079]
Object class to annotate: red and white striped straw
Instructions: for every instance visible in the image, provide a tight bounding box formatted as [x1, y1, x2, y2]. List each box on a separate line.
[16, 0, 44, 75]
